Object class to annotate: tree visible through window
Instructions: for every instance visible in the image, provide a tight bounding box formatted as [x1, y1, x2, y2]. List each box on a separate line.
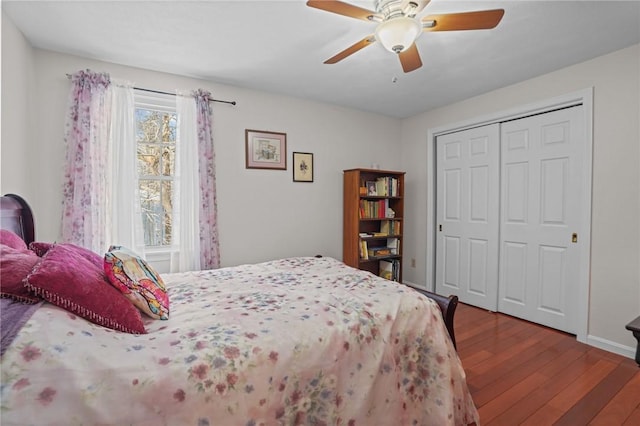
[135, 91, 177, 247]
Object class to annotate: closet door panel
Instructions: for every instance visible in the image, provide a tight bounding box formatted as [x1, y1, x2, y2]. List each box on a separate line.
[498, 106, 584, 333]
[436, 124, 500, 310]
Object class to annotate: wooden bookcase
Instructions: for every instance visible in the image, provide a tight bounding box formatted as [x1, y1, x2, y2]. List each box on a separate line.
[343, 168, 405, 282]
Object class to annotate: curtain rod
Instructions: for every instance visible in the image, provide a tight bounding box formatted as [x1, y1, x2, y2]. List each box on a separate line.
[65, 73, 236, 106]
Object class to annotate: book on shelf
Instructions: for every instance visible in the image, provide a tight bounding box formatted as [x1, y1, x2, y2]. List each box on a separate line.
[368, 247, 392, 257]
[379, 259, 400, 281]
[359, 239, 369, 260]
[379, 259, 393, 280]
[380, 220, 390, 235]
[386, 237, 399, 255]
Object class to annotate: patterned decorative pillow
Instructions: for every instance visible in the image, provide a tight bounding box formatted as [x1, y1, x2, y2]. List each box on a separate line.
[0, 229, 28, 251]
[104, 246, 169, 320]
[25, 244, 146, 334]
[0, 244, 41, 303]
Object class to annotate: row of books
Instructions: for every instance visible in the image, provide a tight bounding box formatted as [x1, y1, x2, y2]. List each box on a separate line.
[359, 238, 400, 260]
[380, 220, 401, 235]
[359, 221, 401, 239]
[379, 259, 400, 282]
[359, 199, 391, 219]
[361, 176, 400, 197]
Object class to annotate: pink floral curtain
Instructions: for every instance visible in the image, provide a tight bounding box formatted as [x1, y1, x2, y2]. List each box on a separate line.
[193, 90, 220, 269]
[61, 70, 112, 253]
[60, 72, 219, 270]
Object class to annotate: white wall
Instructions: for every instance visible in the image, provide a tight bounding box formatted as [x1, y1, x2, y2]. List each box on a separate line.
[1, 11, 35, 197]
[0, 11, 401, 268]
[400, 44, 640, 352]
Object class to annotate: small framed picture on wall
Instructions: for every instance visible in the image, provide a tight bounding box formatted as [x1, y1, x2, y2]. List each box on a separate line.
[292, 152, 313, 182]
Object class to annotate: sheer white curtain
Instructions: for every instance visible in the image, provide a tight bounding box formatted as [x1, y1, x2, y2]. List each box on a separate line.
[171, 94, 201, 272]
[108, 82, 146, 255]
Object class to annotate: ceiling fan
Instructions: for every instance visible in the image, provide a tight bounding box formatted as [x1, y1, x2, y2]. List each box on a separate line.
[307, 0, 504, 73]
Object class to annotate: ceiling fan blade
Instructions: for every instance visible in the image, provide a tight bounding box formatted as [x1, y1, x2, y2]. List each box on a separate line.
[324, 35, 376, 64]
[307, 0, 379, 22]
[398, 43, 422, 73]
[422, 9, 505, 31]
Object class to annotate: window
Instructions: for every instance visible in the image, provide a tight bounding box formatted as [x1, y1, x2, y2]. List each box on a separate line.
[134, 91, 177, 247]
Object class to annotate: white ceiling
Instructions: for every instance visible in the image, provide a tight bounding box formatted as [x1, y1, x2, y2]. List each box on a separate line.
[3, 0, 640, 118]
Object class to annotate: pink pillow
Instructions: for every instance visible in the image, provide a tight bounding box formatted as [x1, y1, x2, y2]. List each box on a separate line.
[0, 245, 41, 303]
[0, 230, 28, 251]
[25, 244, 146, 334]
[28, 241, 55, 257]
[29, 242, 103, 268]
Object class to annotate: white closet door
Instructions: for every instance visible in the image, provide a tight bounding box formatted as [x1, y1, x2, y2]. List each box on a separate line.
[499, 106, 584, 333]
[435, 124, 500, 310]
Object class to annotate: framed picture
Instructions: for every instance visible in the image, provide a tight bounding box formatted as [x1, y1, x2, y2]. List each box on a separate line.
[292, 152, 314, 182]
[245, 129, 287, 170]
[366, 181, 377, 196]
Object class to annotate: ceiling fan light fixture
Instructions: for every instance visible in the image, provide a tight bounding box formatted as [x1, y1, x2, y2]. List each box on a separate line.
[375, 16, 421, 53]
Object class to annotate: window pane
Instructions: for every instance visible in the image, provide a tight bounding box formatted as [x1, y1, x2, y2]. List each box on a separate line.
[161, 114, 177, 143]
[137, 145, 161, 176]
[162, 146, 175, 176]
[139, 180, 162, 246]
[161, 180, 173, 245]
[136, 109, 161, 143]
[134, 91, 177, 248]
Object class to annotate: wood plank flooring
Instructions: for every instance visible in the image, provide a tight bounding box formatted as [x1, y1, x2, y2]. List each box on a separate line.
[456, 303, 640, 425]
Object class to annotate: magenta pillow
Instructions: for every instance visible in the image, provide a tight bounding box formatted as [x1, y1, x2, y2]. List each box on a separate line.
[25, 244, 146, 334]
[0, 245, 41, 303]
[104, 246, 169, 320]
[29, 242, 103, 268]
[28, 241, 55, 257]
[0, 230, 28, 251]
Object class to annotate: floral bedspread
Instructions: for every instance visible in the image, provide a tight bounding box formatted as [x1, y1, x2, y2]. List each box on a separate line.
[0, 257, 478, 425]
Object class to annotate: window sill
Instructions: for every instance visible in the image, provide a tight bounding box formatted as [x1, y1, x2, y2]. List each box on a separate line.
[143, 247, 174, 274]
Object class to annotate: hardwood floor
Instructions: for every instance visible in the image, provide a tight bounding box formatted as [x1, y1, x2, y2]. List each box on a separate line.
[456, 303, 640, 425]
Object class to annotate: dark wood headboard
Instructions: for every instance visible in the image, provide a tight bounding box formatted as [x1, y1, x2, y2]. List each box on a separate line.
[412, 287, 459, 349]
[0, 194, 35, 244]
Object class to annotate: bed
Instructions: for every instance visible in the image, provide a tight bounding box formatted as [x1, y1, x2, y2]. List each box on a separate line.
[0, 194, 478, 425]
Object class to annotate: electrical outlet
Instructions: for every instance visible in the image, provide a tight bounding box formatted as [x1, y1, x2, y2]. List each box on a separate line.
[411, 258, 416, 268]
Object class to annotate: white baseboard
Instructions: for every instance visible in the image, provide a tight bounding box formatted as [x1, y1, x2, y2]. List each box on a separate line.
[586, 334, 636, 360]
